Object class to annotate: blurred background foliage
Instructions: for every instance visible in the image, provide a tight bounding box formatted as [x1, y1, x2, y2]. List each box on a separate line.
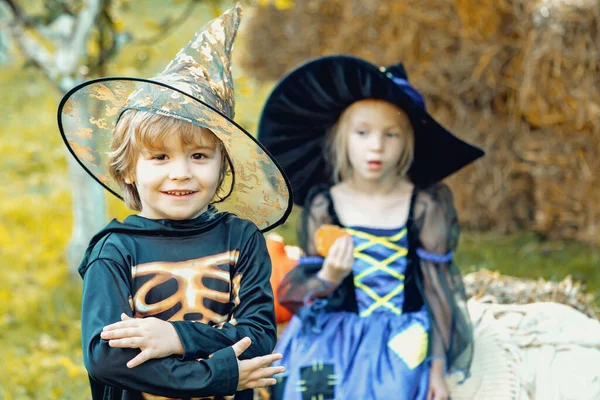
[0, 0, 598, 398]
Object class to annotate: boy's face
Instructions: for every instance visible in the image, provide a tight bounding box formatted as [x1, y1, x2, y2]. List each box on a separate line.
[134, 127, 223, 220]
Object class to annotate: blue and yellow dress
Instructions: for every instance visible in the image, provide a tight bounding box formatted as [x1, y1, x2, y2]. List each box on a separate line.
[271, 183, 474, 400]
[272, 224, 431, 400]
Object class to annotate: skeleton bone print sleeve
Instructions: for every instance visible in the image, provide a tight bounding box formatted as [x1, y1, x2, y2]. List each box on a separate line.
[171, 226, 278, 361]
[81, 257, 238, 398]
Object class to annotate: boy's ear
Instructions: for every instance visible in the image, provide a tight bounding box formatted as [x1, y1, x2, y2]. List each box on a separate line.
[220, 146, 229, 179]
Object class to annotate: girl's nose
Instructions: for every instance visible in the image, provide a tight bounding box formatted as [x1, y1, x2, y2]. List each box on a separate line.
[368, 133, 384, 151]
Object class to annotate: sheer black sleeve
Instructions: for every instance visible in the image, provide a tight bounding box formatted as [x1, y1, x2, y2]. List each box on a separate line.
[412, 183, 473, 376]
[276, 185, 342, 314]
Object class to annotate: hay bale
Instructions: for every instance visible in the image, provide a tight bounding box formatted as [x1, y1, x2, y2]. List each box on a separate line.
[433, 105, 535, 233]
[238, 0, 518, 109]
[238, 0, 600, 246]
[508, 0, 600, 132]
[512, 127, 600, 243]
[464, 268, 600, 319]
[504, 0, 600, 244]
[239, 0, 528, 233]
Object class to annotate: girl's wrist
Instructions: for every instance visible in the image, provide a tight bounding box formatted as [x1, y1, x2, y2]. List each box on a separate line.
[316, 268, 343, 286]
[429, 357, 446, 374]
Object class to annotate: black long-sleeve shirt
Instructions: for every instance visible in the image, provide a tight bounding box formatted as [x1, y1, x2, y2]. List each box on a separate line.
[79, 207, 277, 399]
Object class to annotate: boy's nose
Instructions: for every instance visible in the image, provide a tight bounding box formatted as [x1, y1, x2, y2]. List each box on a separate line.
[169, 160, 192, 180]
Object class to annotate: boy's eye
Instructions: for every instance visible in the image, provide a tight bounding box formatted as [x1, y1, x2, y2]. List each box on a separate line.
[356, 130, 367, 136]
[386, 132, 400, 138]
[152, 154, 168, 161]
[192, 153, 207, 160]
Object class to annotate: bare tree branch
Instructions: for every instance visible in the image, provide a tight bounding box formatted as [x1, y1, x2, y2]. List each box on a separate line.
[90, 2, 119, 75]
[1, 0, 53, 69]
[135, 0, 198, 45]
[2, 0, 65, 58]
[3, 0, 33, 26]
[54, 0, 102, 90]
[2, 0, 103, 91]
[4, 19, 57, 89]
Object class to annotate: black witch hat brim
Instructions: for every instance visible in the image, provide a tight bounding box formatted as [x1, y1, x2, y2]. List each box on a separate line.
[257, 55, 485, 206]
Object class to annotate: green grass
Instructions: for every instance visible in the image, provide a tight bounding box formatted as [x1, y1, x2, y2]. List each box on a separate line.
[457, 231, 600, 300]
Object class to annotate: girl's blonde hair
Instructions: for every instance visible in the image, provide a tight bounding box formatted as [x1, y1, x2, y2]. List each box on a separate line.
[323, 99, 415, 183]
[108, 110, 230, 211]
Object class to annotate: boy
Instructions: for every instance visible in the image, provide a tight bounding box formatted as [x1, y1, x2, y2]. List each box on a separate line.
[58, 4, 291, 399]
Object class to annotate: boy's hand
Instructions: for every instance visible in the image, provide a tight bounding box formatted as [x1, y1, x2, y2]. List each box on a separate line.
[232, 337, 285, 391]
[101, 313, 184, 368]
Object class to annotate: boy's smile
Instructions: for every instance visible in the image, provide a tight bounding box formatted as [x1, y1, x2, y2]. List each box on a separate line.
[134, 127, 223, 221]
[162, 190, 197, 196]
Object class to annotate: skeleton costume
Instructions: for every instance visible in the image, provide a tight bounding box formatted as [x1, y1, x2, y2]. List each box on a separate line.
[257, 56, 484, 399]
[79, 207, 276, 400]
[57, 4, 291, 400]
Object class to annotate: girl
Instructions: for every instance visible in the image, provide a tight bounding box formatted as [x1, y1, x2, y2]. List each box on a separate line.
[257, 56, 484, 400]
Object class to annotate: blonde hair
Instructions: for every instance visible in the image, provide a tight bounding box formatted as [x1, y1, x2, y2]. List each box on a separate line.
[323, 99, 415, 183]
[108, 110, 230, 211]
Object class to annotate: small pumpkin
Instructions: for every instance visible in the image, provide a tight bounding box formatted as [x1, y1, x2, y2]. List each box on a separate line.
[265, 233, 300, 323]
[314, 224, 349, 257]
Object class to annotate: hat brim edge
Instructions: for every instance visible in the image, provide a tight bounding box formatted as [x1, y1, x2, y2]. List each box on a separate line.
[58, 76, 293, 233]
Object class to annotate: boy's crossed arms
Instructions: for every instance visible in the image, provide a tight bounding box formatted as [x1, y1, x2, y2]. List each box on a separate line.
[101, 313, 284, 392]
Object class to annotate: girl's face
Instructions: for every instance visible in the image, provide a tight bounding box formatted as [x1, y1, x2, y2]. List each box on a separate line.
[133, 127, 223, 220]
[343, 100, 412, 182]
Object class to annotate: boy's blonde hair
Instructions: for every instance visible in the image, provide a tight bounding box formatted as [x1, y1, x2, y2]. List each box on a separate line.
[108, 110, 230, 211]
[323, 99, 415, 183]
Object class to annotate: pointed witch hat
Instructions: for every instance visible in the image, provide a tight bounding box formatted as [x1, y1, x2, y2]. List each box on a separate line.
[57, 3, 292, 231]
[257, 55, 484, 206]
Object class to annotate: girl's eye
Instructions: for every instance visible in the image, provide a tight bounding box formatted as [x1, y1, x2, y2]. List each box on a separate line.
[152, 154, 168, 161]
[356, 130, 367, 136]
[192, 153, 206, 160]
[386, 132, 400, 138]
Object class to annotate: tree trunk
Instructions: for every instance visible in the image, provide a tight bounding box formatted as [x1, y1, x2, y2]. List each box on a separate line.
[66, 155, 107, 276]
[61, 103, 107, 276]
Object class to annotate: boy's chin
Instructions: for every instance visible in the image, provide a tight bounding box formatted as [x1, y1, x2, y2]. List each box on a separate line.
[170, 208, 209, 220]
[140, 205, 210, 220]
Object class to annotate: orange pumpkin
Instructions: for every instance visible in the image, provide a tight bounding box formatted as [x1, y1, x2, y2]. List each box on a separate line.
[265, 233, 300, 323]
[266, 226, 348, 322]
[314, 224, 349, 257]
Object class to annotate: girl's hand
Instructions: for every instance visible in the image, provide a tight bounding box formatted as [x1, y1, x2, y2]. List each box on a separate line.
[101, 313, 184, 368]
[232, 337, 285, 391]
[427, 360, 450, 400]
[317, 235, 354, 285]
